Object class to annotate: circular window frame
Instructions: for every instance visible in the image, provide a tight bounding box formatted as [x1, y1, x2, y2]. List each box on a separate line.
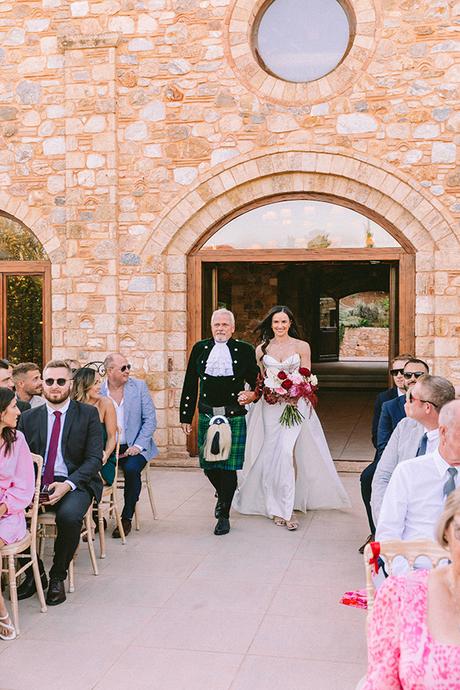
[226, 0, 377, 105]
[252, 0, 354, 85]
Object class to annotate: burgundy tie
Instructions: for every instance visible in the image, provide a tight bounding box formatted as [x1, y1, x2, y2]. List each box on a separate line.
[42, 411, 62, 487]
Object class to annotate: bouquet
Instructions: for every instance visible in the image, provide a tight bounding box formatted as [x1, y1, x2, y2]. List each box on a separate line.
[261, 367, 318, 427]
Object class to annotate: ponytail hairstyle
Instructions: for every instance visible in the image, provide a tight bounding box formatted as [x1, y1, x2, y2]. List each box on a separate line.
[254, 305, 301, 355]
[0, 387, 17, 456]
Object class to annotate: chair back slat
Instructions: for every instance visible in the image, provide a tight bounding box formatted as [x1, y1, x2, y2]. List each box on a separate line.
[29, 454, 43, 556]
[364, 539, 449, 613]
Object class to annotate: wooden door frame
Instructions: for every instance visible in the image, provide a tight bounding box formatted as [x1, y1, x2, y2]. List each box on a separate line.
[185, 248, 415, 454]
[0, 260, 52, 366]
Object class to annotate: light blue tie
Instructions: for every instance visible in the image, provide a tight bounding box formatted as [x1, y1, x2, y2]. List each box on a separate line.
[416, 433, 428, 457]
[443, 467, 458, 497]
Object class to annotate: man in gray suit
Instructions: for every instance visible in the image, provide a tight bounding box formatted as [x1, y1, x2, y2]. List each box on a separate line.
[371, 374, 455, 522]
[101, 353, 157, 537]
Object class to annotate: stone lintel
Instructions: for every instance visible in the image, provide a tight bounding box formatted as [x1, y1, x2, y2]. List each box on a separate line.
[58, 33, 120, 52]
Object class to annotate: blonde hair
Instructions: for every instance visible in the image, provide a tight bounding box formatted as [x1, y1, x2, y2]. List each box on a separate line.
[436, 487, 460, 548]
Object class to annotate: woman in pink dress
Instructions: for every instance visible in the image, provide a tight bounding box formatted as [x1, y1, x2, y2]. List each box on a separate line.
[363, 485, 460, 689]
[0, 387, 35, 641]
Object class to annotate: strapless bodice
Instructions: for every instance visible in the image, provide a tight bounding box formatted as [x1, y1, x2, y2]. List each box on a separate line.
[263, 353, 300, 375]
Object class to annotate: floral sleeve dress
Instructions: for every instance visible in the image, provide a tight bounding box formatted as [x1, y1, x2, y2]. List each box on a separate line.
[363, 569, 460, 689]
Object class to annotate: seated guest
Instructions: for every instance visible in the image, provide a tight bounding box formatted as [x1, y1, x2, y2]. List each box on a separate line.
[13, 362, 45, 408]
[71, 367, 117, 486]
[101, 353, 157, 538]
[371, 375, 455, 522]
[359, 353, 411, 552]
[0, 388, 35, 640]
[17, 360, 103, 606]
[363, 488, 460, 689]
[376, 399, 460, 549]
[376, 357, 430, 458]
[0, 359, 30, 413]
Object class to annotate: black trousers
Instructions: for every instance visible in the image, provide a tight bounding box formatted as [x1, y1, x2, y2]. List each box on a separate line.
[47, 480, 92, 581]
[118, 445, 147, 520]
[204, 469, 237, 518]
[360, 455, 378, 534]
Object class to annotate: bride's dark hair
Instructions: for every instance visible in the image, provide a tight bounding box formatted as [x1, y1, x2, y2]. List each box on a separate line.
[255, 306, 301, 355]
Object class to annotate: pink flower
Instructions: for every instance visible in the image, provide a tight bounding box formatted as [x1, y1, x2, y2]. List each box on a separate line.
[275, 387, 287, 395]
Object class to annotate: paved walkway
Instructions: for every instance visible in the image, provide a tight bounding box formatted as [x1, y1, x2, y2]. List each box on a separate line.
[0, 470, 368, 690]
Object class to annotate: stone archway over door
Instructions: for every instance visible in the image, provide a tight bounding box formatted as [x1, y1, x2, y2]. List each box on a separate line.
[139, 148, 459, 458]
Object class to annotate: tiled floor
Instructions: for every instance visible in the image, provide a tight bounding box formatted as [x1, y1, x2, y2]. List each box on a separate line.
[0, 470, 369, 690]
[317, 390, 375, 462]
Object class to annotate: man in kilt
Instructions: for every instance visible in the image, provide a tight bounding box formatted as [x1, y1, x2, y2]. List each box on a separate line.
[180, 309, 259, 535]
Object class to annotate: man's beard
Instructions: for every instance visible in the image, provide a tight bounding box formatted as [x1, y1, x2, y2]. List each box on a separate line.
[43, 389, 70, 405]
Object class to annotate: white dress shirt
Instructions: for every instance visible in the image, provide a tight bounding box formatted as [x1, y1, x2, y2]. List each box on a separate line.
[376, 448, 459, 543]
[107, 393, 126, 444]
[425, 427, 439, 454]
[44, 400, 75, 490]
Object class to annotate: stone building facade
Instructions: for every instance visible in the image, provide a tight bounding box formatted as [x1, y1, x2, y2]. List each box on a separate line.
[0, 0, 459, 462]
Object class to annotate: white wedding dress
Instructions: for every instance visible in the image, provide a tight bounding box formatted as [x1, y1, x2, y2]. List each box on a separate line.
[233, 354, 351, 521]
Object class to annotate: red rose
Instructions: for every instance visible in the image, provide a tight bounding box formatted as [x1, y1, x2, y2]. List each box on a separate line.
[281, 379, 293, 390]
[277, 371, 288, 380]
[299, 367, 311, 377]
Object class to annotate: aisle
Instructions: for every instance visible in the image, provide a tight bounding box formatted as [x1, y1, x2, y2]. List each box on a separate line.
[0, 470, 368, 690]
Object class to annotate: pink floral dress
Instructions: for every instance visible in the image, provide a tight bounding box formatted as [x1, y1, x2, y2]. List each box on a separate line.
[0, 431, 35, 545]
[363, 570, 460, 689]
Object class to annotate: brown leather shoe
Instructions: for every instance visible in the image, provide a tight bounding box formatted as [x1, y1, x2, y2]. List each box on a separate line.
[112, 518, 132, 538]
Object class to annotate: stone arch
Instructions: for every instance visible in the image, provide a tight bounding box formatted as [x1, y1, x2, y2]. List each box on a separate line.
[139, 147, 458, 259]
[0, 190, 62, 260]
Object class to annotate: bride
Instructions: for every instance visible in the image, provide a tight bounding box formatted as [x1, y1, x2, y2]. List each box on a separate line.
[233, 306, 351, 530]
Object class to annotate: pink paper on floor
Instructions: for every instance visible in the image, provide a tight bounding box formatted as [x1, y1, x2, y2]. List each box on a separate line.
[340, 588, 368, 610]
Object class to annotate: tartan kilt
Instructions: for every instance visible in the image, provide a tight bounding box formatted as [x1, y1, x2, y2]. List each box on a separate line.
[198, 413, 247, 471]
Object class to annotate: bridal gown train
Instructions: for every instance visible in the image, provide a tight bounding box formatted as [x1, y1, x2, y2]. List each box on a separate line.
[233, 354, 351, 521]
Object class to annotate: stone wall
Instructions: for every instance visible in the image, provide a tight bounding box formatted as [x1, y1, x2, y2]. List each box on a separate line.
[0, 1, 459, 460]
[340, 327, 389, 360]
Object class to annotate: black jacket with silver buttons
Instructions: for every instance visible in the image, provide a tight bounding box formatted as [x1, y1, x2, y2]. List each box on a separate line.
[179, 338, 259, 424]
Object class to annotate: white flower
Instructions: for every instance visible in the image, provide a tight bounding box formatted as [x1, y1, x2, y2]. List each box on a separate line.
[264, 375, 278, 389]
[291, 372, 302, 384]
[310, 374, 318, 386]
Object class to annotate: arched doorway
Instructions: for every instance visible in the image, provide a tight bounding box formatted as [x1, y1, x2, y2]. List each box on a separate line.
[0, 212, 51, 368]
[187, 195, 416, 463]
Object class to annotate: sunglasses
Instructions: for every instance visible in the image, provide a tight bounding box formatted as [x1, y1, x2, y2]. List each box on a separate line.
[44, 378, 69, 387]
[406, 391, 438, 408]
[120, 364, 131, 372]
[403, 371, 425, 380]
[390, 368, 405, 376]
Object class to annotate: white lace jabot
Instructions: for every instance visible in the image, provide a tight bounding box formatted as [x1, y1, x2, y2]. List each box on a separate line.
[205, 342, 234, 377]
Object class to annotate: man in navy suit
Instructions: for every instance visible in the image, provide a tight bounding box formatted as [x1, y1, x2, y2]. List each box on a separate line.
[101, 353, 157, 537]
[358, 354, 412, 552]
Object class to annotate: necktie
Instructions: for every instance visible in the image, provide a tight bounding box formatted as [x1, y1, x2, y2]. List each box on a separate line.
[416, 433, 428, 457]
[42, 411, 62, 487]
[443, 467, 458, 498]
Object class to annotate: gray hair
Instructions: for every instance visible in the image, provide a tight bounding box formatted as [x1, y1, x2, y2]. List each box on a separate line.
[438, 399, 460, 428]
[211, 308, 235, 327]
[417, 375, 456, 411]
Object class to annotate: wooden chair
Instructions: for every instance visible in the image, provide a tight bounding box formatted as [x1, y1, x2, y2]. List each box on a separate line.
[37, 504, 99, 593]
[0, 453, 47, 636]
[364, 539, 449, 613]
[116, 460, 158, 532]
[97, 432, 126, 558]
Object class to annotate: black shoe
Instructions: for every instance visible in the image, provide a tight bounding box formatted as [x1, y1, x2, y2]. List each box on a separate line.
[46, 578, 66, 606]
[214, 499, 225, 519]
[112, 518, 131, 538]
[17, 560, 48, 601]
[214, 517, 230, 536]
[358, 534, 374, 555]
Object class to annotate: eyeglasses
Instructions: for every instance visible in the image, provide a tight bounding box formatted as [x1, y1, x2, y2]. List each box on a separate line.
[403, 371, 426, 380]
[44, 378, 69, 387]
[390, 368, 405, 376]
[406, 391, 438, 407]
[120, 364, 131, 372]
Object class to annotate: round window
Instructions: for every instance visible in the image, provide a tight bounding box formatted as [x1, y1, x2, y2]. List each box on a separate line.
[254, 0, 352, 83]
